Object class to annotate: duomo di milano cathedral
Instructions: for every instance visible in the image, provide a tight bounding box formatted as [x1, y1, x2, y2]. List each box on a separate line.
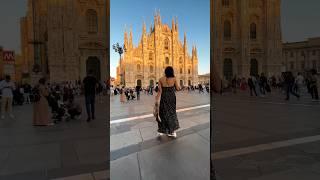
[212, 0, 282, 81]
[21, 0, 107, 83]
[116, 12, 199, 88]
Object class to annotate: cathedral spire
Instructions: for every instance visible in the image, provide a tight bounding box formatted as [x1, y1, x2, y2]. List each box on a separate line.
[172, 17, 175, 31]
[195, 45, 198, 58]
[129, 26, 133, 48]
[175, 16, 178, 32]
[124, 25, 128, 48]
[143, 21, 146, 35]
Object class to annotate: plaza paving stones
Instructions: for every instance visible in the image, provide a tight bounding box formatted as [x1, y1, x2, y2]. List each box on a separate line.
[111, 92, 210, 180]
[213, 90, 320, 180]
[0, 96, 108, 179]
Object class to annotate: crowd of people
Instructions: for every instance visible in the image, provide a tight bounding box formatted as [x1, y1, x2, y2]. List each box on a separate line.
[218, 69, 319, 101]
[0, 70, 109, 126]
[110, 82, 209, 103]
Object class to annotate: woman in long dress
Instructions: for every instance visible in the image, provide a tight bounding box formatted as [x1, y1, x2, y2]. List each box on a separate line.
[120, 86, 126, 103]
[155, 66, 180, 137]
[33, 78, 54, 126]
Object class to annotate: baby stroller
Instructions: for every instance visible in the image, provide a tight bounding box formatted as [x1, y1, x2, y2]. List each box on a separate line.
[47, 92, 67, 122]
[65, 96, 82, 121]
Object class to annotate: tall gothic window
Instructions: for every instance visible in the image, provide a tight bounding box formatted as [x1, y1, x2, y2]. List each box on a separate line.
[179, 57, 183, 64]
[222, 0, 230, 7]
[180, 67, 183, 74]
[164, 39, 169, 50]
[86, 9, 98, 33]
[224, 20, 231, 40]
[149, 52, 153, 60]
[250, 23, 257, 40]
[188, 69, 191, 74]
[137, 64, 141, 71]
[165, 57, 169, 65]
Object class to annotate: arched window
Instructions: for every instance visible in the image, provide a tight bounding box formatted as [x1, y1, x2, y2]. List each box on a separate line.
[179, 57, 183, 64]
[180, 68, 183, 74]
[164, 39, 169, 50]
[149, 52, 153, 60]
[137, 64, 141, 71]
[250, 23, 257, 40]
[150, 65, 154, 73]
[224, 20, 231, 40]
[222, 0, 230, 7]
[165, 57, 169, 65]
[86, 9, 98, 33]
[188, 69, 191, 74]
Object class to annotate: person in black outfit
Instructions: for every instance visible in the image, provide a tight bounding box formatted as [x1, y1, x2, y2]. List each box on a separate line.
[136, 85, 141, 100]
[283, 72, 300, 100]
[83, 70, 98, 122]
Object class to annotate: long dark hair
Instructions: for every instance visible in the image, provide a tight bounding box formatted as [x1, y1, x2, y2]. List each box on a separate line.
[164, 66, 175, 78]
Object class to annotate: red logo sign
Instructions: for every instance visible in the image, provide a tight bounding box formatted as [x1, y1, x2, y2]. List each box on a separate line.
[3, 51, 15, 63]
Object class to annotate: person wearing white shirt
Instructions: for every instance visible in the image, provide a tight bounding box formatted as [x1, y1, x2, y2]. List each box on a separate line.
[295, 72, 305, 95]
[0, 75, 15, 119]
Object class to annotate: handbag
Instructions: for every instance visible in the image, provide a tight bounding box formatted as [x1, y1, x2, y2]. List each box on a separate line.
[153, 102, 159, 118]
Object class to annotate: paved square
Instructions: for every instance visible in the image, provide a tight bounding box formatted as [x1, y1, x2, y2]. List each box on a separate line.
[110, 91, 210, 180]
[0, 96, 108, 179]
[213, 90, 320, 180]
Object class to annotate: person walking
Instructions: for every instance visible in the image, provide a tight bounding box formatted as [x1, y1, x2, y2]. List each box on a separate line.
[33, 78, 53, 126]
[295, 72, 305, 95]
[310, 69, 319, 101]
[136, 85, 141, 100]
[120, 86, 126, 103]
[83, 70, 98, 122]
[155, 66, 180, 138]
[248, 75, 257, 96]
[284, 72, 300, 100]
[0, 75, 15, 119]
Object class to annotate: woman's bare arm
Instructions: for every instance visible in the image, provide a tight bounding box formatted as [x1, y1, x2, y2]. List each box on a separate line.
[155, 79, 162, 101]
[174, 78, 180, 91]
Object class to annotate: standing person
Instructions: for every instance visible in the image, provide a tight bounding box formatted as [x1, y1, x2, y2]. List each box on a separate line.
[248, 75, 257, 96]
[120, 86, 126, 103]
[295, 72, 305, 95]
[0, 75, 15, 119]
[23, 83, 31, 104]
[155, 66, 180, 138]
[83, 70, 98, 122]
[310, 69, 319, 101]
[260, 73, 267, 96]
[136, 85, 141, 100]
[284, 72, 300, 100]
[33, 78, 53, 126]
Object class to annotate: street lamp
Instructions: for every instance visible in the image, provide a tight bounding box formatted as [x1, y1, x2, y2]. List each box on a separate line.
[112, 43, 126, 86]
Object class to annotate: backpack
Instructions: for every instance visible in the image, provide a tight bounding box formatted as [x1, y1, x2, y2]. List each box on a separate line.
[32, 86, 41, 102]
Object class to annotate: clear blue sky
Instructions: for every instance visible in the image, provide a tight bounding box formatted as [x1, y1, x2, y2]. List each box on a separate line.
[110, 0, 210, 77]
[1, 0, 320, 76]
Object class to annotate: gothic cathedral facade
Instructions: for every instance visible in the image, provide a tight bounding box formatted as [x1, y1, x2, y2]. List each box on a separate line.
[116, 12, 199, 88]
[212, 0, 282, 80]
[21, 0, 107, 83]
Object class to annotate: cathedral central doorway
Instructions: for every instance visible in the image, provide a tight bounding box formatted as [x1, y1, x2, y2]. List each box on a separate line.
[86, 57, 101, 81]
[250, 59, 258, 76]
[223, 58, 233, 81]
[137, 79, 142, 87]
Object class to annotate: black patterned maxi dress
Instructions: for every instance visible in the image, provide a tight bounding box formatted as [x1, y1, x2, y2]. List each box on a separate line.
[158, 86, 180, 134]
